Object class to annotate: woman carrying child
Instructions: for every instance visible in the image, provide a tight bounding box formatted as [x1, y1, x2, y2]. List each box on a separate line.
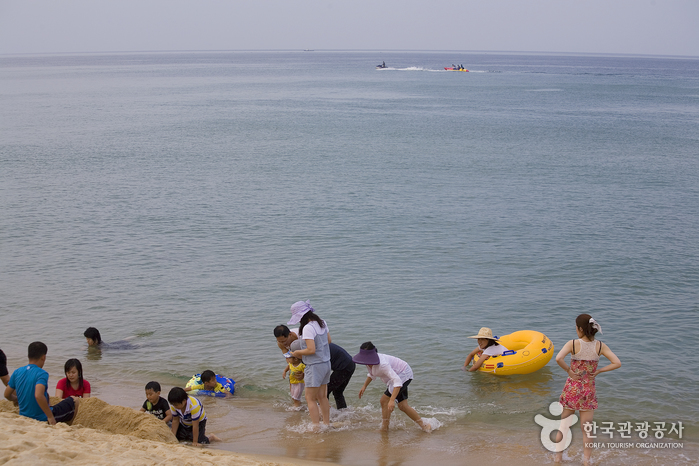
[353, 342, 431, 432]
[463, 327, 509, 372]
[554, 314, 621, 464]
[55, 358, 91, 398]
[288, 300, 331, 430]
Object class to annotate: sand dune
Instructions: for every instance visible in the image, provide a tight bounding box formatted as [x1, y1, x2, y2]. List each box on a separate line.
[0, 398, 330, 466]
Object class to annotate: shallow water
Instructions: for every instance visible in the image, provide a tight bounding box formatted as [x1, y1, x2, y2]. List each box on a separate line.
[1, 50, 698, 464]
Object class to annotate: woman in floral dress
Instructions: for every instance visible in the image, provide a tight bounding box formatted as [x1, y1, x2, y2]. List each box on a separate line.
[554, 314, 621, 464]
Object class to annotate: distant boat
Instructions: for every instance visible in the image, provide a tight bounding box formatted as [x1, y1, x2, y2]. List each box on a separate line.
[304, 49, 314, 52]
[376, 61, 387, 69]
[445, 64, 468, 72]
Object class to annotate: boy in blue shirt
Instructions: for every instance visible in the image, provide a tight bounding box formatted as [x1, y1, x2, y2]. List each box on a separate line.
[4, 341, 79, 424]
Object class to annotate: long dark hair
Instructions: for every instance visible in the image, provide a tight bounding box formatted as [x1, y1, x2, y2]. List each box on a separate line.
[299, 311, 325, 336]
[64, 358, 84, 390]
[576, 313, 599, 340]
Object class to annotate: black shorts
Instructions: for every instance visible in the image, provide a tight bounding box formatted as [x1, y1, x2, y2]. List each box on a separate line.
[0, 349, 8, 378]
[50, 397, 76, 423]
[384, 379, 412, 403]
[175, 419, 210, 444]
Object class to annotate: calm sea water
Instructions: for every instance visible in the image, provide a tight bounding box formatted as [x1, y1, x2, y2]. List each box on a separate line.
[1, 51, 698, 464]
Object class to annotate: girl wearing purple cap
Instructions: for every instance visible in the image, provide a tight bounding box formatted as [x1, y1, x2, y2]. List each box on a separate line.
[288, 300, 331, 430]
[354, 342, 431, 432]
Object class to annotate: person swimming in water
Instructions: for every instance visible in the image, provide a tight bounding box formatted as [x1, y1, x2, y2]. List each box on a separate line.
[84, 327, 137, 350]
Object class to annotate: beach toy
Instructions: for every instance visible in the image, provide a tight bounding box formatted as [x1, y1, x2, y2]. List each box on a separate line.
[473, 330, 554, 375]
[185, 373, 235, 397]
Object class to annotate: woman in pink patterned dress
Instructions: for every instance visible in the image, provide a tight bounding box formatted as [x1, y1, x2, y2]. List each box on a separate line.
[554, 314, 621, 464]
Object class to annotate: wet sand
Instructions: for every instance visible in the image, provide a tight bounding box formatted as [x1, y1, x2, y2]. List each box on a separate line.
[1, 390, 695, 465]
[0, 395, 547, 466]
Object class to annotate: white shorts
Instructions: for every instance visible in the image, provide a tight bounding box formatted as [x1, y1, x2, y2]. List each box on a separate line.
[290, 382, 305, 400]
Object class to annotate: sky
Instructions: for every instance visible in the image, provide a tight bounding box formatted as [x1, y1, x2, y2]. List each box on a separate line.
[0, 0, 698, 57]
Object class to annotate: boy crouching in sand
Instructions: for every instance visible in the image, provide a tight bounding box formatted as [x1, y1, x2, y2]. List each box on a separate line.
[140, 381, 172, 424]
[168, 387, 220, 446]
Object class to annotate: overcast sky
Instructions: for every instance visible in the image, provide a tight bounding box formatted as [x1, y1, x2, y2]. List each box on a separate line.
[1, 0, 697, 57]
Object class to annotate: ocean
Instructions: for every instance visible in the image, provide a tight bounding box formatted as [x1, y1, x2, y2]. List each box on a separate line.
[1, 50, 698, 465]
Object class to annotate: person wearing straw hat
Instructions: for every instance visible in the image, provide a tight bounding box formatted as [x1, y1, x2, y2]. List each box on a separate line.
[463, 327, 510, 372]
[287, 300, 331, 430]
[353, 342, 431, 432]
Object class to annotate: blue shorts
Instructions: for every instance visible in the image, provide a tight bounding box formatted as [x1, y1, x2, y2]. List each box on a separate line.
[50, 397, 76, 423]
[304, 361, 331, 388]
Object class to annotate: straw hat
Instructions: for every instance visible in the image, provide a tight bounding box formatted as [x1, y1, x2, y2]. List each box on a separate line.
[467, 327, 498, 340]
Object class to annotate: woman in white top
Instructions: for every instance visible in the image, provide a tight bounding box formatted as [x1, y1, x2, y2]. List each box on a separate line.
[353, 342, 431, 432]
[288, 300, 332, 430]
[463, 327, 509, 372]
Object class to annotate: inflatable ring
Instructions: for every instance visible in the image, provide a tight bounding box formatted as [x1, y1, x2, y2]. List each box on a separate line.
[473, 330, 554, 375]
[185, 373, 235, 397]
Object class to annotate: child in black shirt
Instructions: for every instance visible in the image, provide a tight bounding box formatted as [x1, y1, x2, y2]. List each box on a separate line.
[140, 381, 172, 423]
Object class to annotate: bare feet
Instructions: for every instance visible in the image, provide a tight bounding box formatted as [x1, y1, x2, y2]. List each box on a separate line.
[208, 434, 222, 442]
[419, 420, 432, 433]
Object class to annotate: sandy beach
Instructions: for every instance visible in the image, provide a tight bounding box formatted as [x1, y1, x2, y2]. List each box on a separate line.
[0, 397, 335, 466]
[3, 395, 696, 466]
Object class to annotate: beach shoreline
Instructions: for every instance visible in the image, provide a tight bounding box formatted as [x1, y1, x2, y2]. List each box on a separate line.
[3, 396, 694, 466]
[2, 350, 697, 466]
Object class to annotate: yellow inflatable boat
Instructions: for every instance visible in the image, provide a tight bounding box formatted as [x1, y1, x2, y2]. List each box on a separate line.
[473, 330, 554, 375]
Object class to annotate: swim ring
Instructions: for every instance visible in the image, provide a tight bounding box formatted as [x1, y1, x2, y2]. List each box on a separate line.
[473, 330, 554, 375]
[185, 373, 235, 397]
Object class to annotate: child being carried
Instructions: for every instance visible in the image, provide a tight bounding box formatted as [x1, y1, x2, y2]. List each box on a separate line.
[283, 340, 306, 407]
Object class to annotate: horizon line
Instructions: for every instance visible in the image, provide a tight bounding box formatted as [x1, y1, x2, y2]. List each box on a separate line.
[1, 49, 698, 60]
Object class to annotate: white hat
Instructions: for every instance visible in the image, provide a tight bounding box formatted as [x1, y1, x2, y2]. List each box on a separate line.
[287, 300, 314, 326]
